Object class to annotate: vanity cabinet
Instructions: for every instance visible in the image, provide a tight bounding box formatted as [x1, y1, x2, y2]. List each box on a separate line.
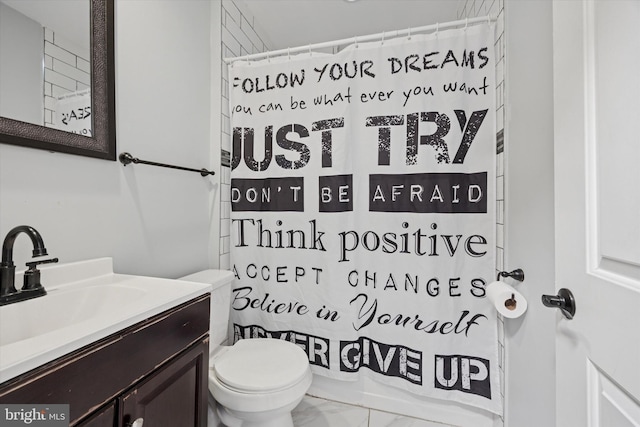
[0, 294, 210, 427]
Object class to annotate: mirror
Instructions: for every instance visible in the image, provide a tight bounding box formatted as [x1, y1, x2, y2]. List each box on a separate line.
[0, 0, 115, 160]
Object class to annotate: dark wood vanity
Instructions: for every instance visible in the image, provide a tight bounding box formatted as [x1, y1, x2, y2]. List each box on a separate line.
[0, 294, 210, 427]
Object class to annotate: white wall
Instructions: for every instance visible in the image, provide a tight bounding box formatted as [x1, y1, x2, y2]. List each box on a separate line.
[503, 2, 556, 427]
[458, 2, 556, 426]
[0, 1, 220, 279]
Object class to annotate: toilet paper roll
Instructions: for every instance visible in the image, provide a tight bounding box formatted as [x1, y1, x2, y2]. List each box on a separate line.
[486, 281, 527, 318]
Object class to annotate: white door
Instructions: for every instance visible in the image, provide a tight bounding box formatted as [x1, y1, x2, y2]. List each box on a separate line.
[552, 1, 640, 426]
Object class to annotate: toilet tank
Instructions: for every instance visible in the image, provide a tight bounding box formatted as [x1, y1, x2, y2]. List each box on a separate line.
[179, 270, 235, 349]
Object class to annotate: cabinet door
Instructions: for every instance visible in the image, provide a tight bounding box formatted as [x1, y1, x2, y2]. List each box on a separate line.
[120, 340, 209, 427]
[76, 403, 115, 427]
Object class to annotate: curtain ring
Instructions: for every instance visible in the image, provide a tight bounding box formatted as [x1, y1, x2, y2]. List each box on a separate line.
[308, 44, 312, 56]
[287, 47, 291, 60]
[408, 26, 412, 40]
[354, 36, 358, 48]
[381, 30, 385, 45]
[435, 22, 439, 38]
[464, 18, 468, 31]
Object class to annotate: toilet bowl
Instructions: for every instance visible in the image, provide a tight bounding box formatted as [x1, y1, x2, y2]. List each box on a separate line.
[210, 338, 312, 427]
[179, 270, 312, 427]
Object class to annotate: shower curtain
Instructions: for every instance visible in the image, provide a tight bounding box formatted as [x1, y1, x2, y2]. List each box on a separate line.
[228, 22, 500, 414]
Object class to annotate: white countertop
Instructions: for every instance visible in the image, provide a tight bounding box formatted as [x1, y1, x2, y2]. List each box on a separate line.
[0, 258, 212, 383]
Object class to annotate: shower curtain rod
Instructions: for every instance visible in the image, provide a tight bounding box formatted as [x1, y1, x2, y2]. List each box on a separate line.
[224, 15, 495, 64]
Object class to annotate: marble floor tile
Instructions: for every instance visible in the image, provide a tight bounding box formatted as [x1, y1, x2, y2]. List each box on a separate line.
[369, 409, 454, 427]
[292, 395, 370, 427]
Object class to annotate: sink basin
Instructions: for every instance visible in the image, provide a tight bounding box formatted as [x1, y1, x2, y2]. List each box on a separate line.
[0, 282, 146, 347]
[0, 258, 212, 383]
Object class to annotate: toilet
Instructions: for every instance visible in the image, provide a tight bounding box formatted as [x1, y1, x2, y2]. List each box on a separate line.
[179, 270, 312, 427]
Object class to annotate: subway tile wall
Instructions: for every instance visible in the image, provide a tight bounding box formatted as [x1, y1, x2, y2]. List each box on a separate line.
[219, 0, 271, 269]
[43, 28, 90, 129]
[458, 1, 506, 425]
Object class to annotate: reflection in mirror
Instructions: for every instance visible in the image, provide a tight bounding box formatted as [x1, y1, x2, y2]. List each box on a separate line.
[0, 0, 91, 135]
[0, 0, 115, 160]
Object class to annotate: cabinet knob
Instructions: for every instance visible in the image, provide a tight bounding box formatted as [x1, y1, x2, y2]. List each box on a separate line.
[129, 418, 144, 427]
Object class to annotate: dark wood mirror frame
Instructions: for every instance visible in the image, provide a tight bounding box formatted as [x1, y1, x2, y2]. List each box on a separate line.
[0, 0, 116, 161]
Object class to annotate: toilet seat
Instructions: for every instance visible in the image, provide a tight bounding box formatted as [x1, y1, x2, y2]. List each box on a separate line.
[213, 338, 309, 394]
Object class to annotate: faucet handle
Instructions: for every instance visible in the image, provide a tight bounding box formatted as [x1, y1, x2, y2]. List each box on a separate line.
[23, 258, 58, 291]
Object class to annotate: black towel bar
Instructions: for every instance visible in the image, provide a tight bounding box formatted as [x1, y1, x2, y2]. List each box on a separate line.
[119, 152, 215, 176]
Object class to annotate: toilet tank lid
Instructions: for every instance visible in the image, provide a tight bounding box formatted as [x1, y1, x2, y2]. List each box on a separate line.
[179, 270, 234, 290]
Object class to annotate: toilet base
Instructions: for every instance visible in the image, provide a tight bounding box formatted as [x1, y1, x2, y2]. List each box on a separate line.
[217, 402, 296, 427]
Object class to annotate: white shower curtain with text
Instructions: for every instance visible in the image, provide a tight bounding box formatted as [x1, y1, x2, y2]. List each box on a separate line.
[229, 23, 500, 414]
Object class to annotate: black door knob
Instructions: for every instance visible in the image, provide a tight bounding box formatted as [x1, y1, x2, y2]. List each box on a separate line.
[541, 288, 576, 319]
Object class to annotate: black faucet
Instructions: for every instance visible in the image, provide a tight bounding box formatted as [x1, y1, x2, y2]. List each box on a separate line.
[0, 225, 58, 306]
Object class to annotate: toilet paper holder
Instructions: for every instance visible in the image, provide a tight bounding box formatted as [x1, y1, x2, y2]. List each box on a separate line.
[497, 268, 525, 282]
[487, 270, 528, 318]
